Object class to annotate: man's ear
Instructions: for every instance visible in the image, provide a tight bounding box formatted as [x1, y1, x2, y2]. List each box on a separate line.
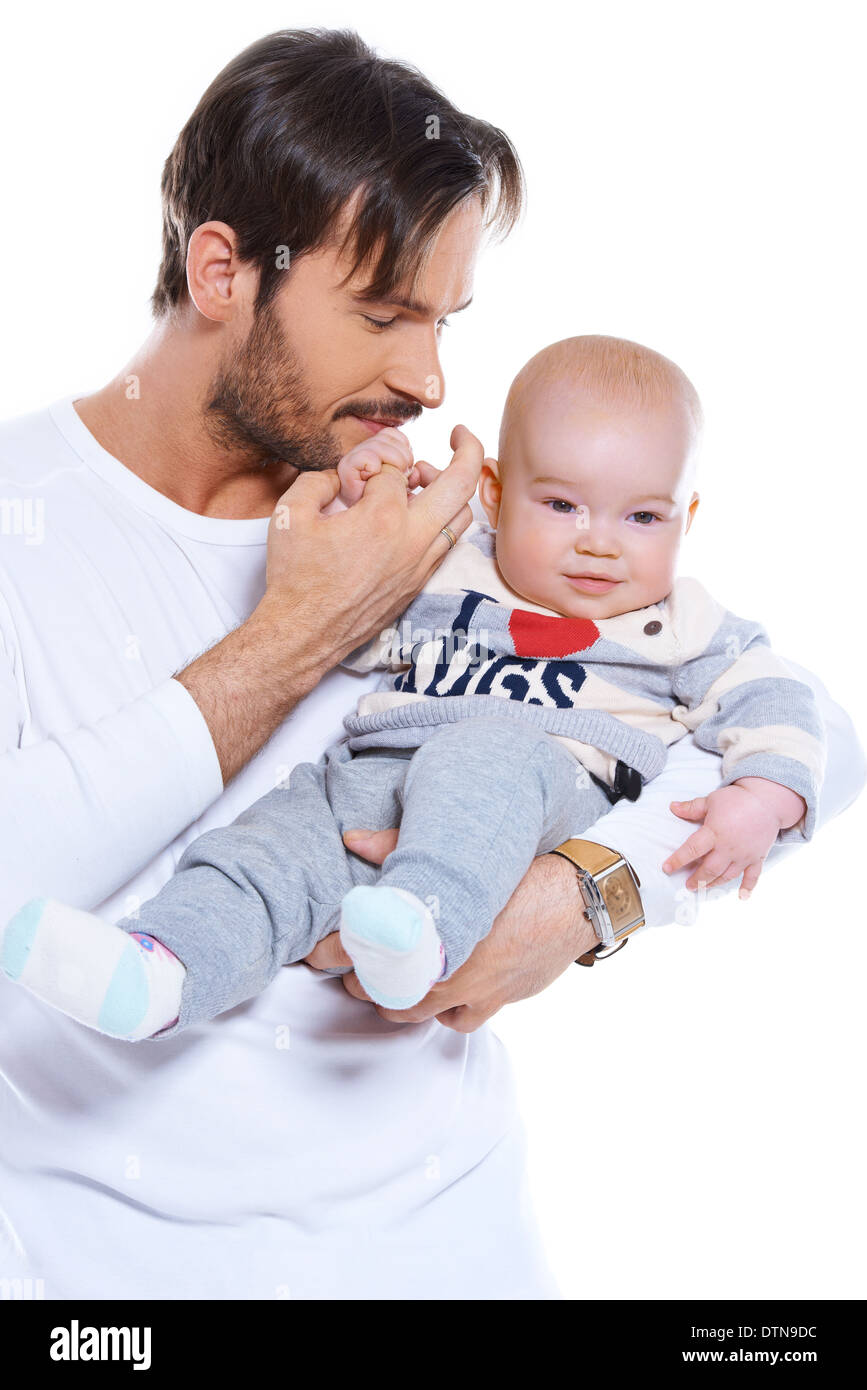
[186, 221, 254, 323]
[479, 459, 503, 527]
[684, 491, 700, 533]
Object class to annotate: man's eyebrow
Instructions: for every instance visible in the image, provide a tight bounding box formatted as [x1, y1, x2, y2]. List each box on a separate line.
[353, 291, 473, 316]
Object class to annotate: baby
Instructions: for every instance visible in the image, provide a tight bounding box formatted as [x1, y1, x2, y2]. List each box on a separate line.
[0, 336, 825, 1039]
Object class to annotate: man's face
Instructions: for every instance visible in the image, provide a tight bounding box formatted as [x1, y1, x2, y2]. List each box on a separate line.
[204, 196, 483, 470]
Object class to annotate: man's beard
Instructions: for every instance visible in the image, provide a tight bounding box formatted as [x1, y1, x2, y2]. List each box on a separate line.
[203, 300, 342, 472]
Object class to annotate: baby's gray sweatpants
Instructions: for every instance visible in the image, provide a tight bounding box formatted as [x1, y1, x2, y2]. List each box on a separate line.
[120, 715, 613, 1034]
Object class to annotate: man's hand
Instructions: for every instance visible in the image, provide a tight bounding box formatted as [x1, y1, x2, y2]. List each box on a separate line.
[261, 423, 481, 663]
[662, 778, 807, 898]
[304, 827, 600, 1032]
[178, 424, 481, 784]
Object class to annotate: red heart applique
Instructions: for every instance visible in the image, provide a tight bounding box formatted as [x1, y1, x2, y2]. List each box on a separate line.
[509, 609, 600, 657]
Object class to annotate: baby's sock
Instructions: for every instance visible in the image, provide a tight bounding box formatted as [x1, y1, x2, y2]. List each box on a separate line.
[339, 885, 446, 1009]
[0, 898, 186, 1040]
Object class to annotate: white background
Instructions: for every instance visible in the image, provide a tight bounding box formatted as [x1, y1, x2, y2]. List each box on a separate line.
[1, 0, 864, 1299]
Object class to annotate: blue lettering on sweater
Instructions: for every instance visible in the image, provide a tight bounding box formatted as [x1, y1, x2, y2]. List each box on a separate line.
[392, 586, 590, 709]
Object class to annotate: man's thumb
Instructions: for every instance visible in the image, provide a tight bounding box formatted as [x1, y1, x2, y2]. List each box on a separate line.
[275, 467, 340, 515]
[343, 827, 400, 864]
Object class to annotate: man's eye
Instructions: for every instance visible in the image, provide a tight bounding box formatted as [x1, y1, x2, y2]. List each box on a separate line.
[363, 314, 452, 333]
[546, 499, 575, 514]
[630, 511, 658, 525]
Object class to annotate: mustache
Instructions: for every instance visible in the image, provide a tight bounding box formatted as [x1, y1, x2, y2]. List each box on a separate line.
[335, 402, 421, 426]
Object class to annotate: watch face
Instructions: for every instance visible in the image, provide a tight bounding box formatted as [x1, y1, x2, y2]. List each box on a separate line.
[604, 867, 643, 931]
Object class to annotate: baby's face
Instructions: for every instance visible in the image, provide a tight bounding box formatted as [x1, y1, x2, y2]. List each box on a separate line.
[480, 391, 700, 619]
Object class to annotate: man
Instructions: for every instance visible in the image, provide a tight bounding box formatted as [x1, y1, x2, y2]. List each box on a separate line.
[0, 28, 862, 1300]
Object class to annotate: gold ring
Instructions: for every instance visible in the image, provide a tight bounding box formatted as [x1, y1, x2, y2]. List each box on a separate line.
[440, 525, 457, 550]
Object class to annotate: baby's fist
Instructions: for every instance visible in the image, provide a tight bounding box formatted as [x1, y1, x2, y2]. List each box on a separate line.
[336, 426, 418, 506]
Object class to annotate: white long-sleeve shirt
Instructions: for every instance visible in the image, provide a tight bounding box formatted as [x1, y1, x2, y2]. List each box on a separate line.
[0, 396, 863, 1300]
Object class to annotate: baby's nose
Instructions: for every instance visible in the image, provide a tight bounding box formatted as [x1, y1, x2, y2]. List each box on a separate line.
[574, 525, 620, 557]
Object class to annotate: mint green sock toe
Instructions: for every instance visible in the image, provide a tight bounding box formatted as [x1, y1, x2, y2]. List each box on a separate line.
[97, 942, 149, 1036]
[342, 885, 423, 951]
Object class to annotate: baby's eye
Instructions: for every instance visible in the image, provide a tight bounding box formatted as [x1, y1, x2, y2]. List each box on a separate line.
[545, 499, 576, 514]
[630, 511, 658, 525]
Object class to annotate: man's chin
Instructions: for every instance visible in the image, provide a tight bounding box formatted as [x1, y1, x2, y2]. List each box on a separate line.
[232, 424, 341, 473]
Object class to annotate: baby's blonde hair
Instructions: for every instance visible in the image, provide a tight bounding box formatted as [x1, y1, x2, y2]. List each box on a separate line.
[499, 334, 703, 458]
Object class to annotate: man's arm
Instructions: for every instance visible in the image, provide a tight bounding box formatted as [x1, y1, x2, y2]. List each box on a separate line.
[311, 831, 598, 1032]
[0, 432, 480, 918]
[313, 661, 864, 1030]
[178, 434, 480, 784]
[0, 664, 225, 920]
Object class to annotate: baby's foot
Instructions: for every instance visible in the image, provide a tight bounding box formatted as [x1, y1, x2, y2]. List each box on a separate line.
[0, 898, 186, 1040]
[339, 885, 446, 1008]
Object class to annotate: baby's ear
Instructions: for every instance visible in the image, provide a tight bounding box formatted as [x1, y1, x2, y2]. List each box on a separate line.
[479, 458, 502, 527]
[684, 491, 700, 533]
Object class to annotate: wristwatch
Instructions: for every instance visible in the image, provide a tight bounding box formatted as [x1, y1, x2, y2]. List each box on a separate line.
[550, 838, 645, 966]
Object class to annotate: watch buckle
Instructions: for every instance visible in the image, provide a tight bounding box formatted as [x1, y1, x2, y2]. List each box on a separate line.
[575, 937, 629, 967]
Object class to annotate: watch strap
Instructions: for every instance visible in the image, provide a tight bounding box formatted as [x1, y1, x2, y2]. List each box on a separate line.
[550, 837, 645, 966]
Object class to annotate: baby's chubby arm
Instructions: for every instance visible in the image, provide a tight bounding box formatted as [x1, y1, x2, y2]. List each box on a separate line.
[661, 777, 807, 898]
[335, 426, 422, 506]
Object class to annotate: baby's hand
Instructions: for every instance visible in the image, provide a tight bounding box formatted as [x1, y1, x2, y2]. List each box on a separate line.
[661, 782, 789, 899]
[336, 426, 421, 506]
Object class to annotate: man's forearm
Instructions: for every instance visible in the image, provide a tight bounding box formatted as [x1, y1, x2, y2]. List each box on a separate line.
[0, 679, 222, 917]
[176, 595, 335, 785]
[539, 853, 602, 961]
[177, 433, 485, 786]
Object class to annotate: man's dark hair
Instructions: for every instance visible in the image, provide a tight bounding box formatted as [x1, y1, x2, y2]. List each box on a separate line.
[152, 28, 525, 317]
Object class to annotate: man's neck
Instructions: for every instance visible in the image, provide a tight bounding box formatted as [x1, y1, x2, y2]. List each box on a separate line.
[74, 317, 298, 519]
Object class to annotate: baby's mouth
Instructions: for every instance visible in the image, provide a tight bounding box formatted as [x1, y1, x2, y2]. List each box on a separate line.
[565, 573, 622, 593]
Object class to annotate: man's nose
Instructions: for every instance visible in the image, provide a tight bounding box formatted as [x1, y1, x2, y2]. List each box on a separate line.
[383, 330, 445, 410]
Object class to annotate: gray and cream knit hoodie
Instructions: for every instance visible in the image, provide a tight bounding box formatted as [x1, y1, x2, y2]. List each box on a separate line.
[342, 524, 825, 841]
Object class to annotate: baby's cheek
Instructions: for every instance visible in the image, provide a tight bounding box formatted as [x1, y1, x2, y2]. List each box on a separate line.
[503, 514, 552, 569]
[636, 537, 678, 600]
[495, 524, 537, 590]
